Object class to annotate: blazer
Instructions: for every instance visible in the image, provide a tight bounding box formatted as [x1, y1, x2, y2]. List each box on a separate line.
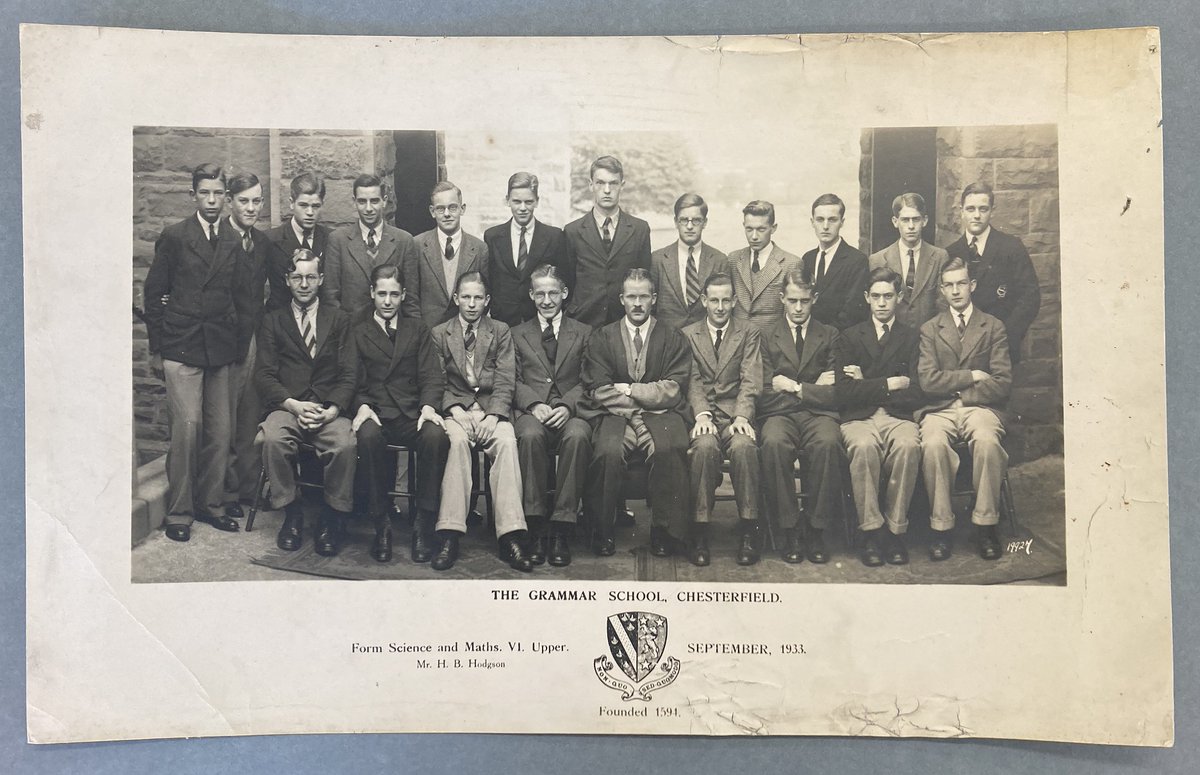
[649, 242, 729, 332]
[729, 242, 805, 334]
[945, 227, 1041, 360]
[412, 228, 489, 327]
[253, 303, 356, 414]
[484, 218, 571, 328]
[350, 314, 444, 423]
[682, 317, 762, 424]
[142, 214, 239, 368]
[869, 240, 949, 331]
[802, 240, 870, 330]
[578, 318, 692, 423]
[915, 308, 1012, 424]
[322, 221, 421, 321]
[264, 220, 331, 312]
[834, 318, 925, 423]
[757, 316, 839, 421]
[563, 209, 652, 328]
[430, 314, 516, 418]
[226, 217, 273, 360]
[511, 315, 592, 417]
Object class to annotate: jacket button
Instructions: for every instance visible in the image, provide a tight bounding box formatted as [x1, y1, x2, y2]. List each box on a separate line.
[546, 378, 552, 383]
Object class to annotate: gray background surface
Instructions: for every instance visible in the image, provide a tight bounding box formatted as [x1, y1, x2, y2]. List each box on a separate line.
[2, 2, 1192, 772]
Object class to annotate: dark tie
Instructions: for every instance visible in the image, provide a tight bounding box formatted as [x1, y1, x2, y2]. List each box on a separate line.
[541, 322, 558, 364]
[685, 246, 700, 306]
[633, 326, 643, 356]
[367, 228, 377, 252]
[517, 226, 529, 274]
[386, 320, 396, 343]
[794, 324, 804, 365]
[242, 231, 253, 254]
[880, 322, 889, 342]
[464, 322, 476, 353]
[969, 235, 980, 258]
[713, 327, 724, 357]
[302, 230, 312, 251]
[816, 250, 827, 283]
[905, 248, 916, 295]
[601, 218, 613, 254]
[208, 222, 218, 246]
[300, 306, 316, 357]
[957, 312, 967, 339]
[445, 238, 455, 260]
[751, 249, 761, 274]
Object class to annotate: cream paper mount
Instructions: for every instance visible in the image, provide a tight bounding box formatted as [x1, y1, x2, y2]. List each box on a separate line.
[21, 26, 1170, 744]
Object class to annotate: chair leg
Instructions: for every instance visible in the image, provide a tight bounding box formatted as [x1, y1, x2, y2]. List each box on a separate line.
[245, 465, 268, 532]
[1001, 474, 1018, 535]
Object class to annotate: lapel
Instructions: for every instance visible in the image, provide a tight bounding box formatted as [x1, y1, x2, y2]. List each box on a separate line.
[282, 305, 309, 359]
[871, 322, 894, 364]
[640, 319, 662, 380]
[957, 310, 986, 364]
[885, 242, 904, 275]
[579, 213, 607, 258]
[774, 321, 801, 373]
[313, 304, 335, 358]
[461, 234, 482, 274]
[659, 247, 686, 307]
[912, 241, 937, 298]
[735, 250, 755, 301]
[280, 221, 301, 253]
[377, 226, 400, 265]
[445, 317, 468, 374]
[521, 322, 553, 376]
[363, 316, 394, 363]
[977, 231, 999, 278]
[386, 319, 407, 374]
[698, 245, 718, 286]
[528, 219, 551, 265]
[608, 210, 636, 257]
[205, 216, 240, 287]
[347, 225, 375, 284]
[474, 317, 494, 367]
[689, 326, 718, 374]
[553, 320, 579, 377]
[715, 323, 744, 375]
[422, 233, 450, 300]
[752, 245, 785, 301]
[935, 312, 963, 360]
[797, 321, 825, 375]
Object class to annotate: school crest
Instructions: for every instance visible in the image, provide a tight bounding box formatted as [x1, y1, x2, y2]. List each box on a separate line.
[594, 611, 681, 701]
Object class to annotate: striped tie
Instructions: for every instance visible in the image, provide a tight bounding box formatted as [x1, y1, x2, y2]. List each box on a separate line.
[301, 306, 316, 357]
[957, 312, 967, 339]
[685, 246, 700, 306]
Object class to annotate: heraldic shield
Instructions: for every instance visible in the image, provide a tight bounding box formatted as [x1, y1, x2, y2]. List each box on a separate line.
[594, 611, 681, 701]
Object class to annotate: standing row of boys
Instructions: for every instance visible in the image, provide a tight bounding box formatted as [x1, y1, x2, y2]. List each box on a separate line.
[142, 154, 1040, 572]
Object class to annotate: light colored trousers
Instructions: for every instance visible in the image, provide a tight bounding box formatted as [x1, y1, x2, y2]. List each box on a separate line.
[841, 408, 920, 534]
[920, 404, 1007, 530]
[162, 359, 231, 526]
[437, 405, 528, 537]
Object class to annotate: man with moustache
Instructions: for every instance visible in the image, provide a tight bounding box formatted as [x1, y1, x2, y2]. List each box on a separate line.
[729, 200, 805, 335]
[510, 265, 593, 567]
[757, 270, 844, 564]
[916, 257, 1012, 562]
[413, 181, 489, 326]
[255, 249, 358, 557]
[323, 173, 421, 321]
[429, 272, 532, 573]
[265, 172, 332, 312]
[682, 273, 764, 566]
[578, 269, 692, 558]
[802, 193, 869, 330]
[869, 192, 949, 330]
[143, 162, 241, 542]
[836, 267, 924, 567]
[349, 265, 450, 564]
[945, 181, 1041, 363]
[484, 172, 570, 328]
[563, 156, 652, 328]
[650, 193, 729, 332]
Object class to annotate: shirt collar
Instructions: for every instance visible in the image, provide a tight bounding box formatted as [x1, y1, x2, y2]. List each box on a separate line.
[197, 212, 219, 234]
[872, 315, 895, 338]
[292, 298, 319, 316]
[438, 228, 461, 251]
[458, 314, 479, 331]
[707, 319, 728, 340]
[227, 216, 248, 239]
[967, 226, 992, 253]
[900, 240, 921, 257]
[374, 311, 395, 332]
[359, 220, 382, 244]
[593, 208, 619, 233]
[816, 237, 842, 258]
[538, 311, 562, 332]
[511, 218, 535, 237]
[677, 240, 703, 261]
[290, 217, 312, 244]
[624, 316, 648, 338]
[954, 303, 975, 325]
[751, 242, 774, 261]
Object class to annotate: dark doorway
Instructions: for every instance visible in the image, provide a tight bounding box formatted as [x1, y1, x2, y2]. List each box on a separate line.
[392, 130, 439, 235]
[866, 127, 938, 254]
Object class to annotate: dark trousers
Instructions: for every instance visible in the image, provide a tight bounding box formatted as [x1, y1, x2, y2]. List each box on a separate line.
[356, 416, 449, 520]
[690, 420, 761, 523]
[515, 414, 592, 525]
[585, 413, 689, 540]
[759, 411, 844, 531]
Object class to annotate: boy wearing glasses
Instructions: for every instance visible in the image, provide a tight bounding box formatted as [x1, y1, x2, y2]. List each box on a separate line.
[649, 193, 729, 332]
[413, 181, 489, 326]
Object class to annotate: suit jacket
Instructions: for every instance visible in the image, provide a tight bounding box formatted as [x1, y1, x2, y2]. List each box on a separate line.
[915, 308, 1012, 424]
[729, 242, 805, 334]
[757, 316, 839, 421]
[682, 318, 761, 424]
[412, 228, 489, 327]
[945, 227, 1041, 360]
[869, 240, 949, 331]
[484, 218, 571, 328]
[264, 219, 331, 312]
[834, 318, 925, 422]
[563, 209, 652, 328]
[254, 303, 356, 414]
[802, 240, 870, 330]
[511, 315, 591, 417]
[323, 221, 421, 321]
[578, 318, 691, 424]
[142, 215, 239, 368]
[226, 217, 272, 360]
[430, 314, 516, 418]
[350, 315, 443, 423]
[650, 242, 729, 331]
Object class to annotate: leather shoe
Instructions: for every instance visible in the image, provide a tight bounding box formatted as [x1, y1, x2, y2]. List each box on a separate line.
[411, 513, 434, 563]
[529, 534, 547, 566]
[593, 536, 616, 557]
[165, 523, 190, 542]
[736, 523, 761, 566]
[929, 530, 953, 561]
[224, 502, 244, 519]
[371, 528, 393, 563]
[548, 534, 572, 567]
[314, 520, 341, 557]
[500, 533, 533, 573]
[806, 529, 829, 564]
[859, 529, 884, 568]
[781, 529, 804, 564]
[688, 533, 710, 567]
[196, 513, 240, 532]
[276, 513, 302, 552]
[431, 533, 460, 571]
[976, 525, 1002, 561]
[649, 528, 678, 558]
[885, 532, 909, 565]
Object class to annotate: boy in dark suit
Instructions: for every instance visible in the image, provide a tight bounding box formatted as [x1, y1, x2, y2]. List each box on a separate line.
[649, 193, 729, 332]
[142, 162, 241, 542]
[254, 249, 357, 557]
[350, 265, 450, 563]
[511, 265, 593, 567]
[413, 181, 489, 326]
[802, 193, 869, 330]
[265, 172, 332, 312]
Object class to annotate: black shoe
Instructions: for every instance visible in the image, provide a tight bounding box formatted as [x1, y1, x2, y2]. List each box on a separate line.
[976, 524, 1002, 560]
[649, 528, 678, 557]
[781, 528, 804, 563]
[736, 522, 761, 566]
[688, 530, 710, 567]
[371, 527, 393, 563]
[411, 513, 434, 563]
[529, 534, 548, 566]
[431, 533, 460, 571]
[276, 509, 303, 552]
[500, 532, 533, 573]
[314, 513, 342, 557]
[165, 523, 190, 542]
[195, 513, 240, 532]
[859, 529, 884, 567]
[886, 532, 909, 565]
[929, 529, 953, 561]
[593, 536, 616, 557]
[224, 502, 244, 519]
[806, 528, 829, 564]
[548, 534, 572, 567]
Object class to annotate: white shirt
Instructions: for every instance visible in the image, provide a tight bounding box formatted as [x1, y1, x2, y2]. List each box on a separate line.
[707, 320, 728, 348]
[787, 318, 811, 344]
[953, 303, 975, 328]
[813, 238, 842, 274]
[510, 219, 536, 267]
[624, 316, 648, 342]
[750, 242, 775, 264]
[966, 226, 992, 255]
[873, 316, 895, 341]
[197, 212, 219, 239]
[291, 217, 314, 248]
[677, 240, 704, 300]
[437, 228, 462, 259]
[593, 208, 619, 238]
[291, 298, 319, 335]
[374, 311, 396, 337]
[538, 311, 562, 338]
[359, 220, 382, 247]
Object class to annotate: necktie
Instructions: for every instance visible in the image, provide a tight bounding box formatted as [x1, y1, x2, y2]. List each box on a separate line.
[794, 324, 805, 364]
[633, 326, 643, 356]
[880, 322, 889, 342]
[713, 327, 724, 357]
[300, 306, 316, 357]
[208, 223, 218, 246]
[601, 218, 613, 254]
[541, 322, 558, 364]
[242, 231, 253, 254]
[957, 312, 967, 339]
[464, 322, 476, 353]
[685, 246, 700, 306]
[969, 235, 980, 259]
[905, 248, 916, 295]
[387, 321, 396, 343]
[816, 250, 827, 283]
[751, 249, 761, 274]
[302, 230, 312, 250]
[367, 228, 377, 252]
[517, 226, 529, 274]
[444, 237, 455, 260]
